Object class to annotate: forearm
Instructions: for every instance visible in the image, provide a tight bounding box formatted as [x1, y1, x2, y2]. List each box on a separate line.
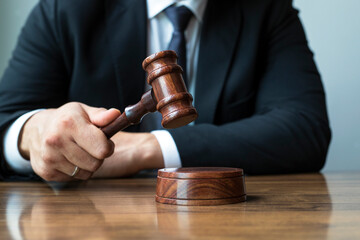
[169, 109, 331, 175]
[92, 132, 164, 178]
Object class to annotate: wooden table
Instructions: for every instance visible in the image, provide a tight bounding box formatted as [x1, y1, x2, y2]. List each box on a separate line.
[1, 171, 359, 240]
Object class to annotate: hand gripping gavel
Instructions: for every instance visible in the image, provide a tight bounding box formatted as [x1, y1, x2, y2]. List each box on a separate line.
[101, 50, 198, 138]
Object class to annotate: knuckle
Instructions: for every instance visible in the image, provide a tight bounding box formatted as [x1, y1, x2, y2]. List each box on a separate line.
[36, 166, 57, 181]
[44, 135, 63, 148]
[42, 171, 57, 181]
[59, 116, 75, 129]
[89, 161, 102, 172]
[41, 152, 56, 165]
[96, 143, 113, 159]
[64, 102, 80, 109]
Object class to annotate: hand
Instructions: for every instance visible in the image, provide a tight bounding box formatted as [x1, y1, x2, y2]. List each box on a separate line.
[19, 102, 121, 182]
[92, 132, 164, 178]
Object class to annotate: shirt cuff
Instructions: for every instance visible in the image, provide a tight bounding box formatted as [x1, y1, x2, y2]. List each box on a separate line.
[151, 130, 182, 168]
[3, 109, 44, 175]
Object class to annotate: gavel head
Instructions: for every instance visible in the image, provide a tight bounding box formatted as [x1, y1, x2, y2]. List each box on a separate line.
[142, 50, 198, 129]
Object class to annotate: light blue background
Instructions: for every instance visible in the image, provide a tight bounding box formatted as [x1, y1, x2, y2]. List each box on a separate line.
[0, 0, 359, 172]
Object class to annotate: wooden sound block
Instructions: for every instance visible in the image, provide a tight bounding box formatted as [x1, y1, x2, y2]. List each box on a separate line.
[156, 167, 246, 206]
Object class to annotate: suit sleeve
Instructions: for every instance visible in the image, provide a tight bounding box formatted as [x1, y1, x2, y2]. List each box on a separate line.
[0, 0, 67, 180]
[169, 1, 331, 174]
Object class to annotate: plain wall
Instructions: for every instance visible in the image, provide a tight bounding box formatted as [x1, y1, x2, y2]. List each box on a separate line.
[0, 0, 359, 172]
[293, 0, 360, 171]
[0, 0, 38, 76]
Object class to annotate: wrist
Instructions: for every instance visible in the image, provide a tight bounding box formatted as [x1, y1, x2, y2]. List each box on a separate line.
[18, 110, 52, 160]
[136, 133, 164, 170]
[18, 116, 36, 160]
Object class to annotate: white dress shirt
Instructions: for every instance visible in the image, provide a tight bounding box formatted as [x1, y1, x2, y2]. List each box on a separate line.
[2, 0, 207, 174]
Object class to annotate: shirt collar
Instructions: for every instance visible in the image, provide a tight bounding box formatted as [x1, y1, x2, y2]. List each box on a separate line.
[147, 0, 207, 23]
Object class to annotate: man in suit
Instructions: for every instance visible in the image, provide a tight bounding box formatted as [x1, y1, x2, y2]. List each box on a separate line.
[0, 0, 331, 181]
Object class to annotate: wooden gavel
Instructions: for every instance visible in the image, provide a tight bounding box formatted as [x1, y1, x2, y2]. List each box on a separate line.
[102, 50, 198, 138]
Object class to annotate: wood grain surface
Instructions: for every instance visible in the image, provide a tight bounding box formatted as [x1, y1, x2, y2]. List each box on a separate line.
[157, 167, 244, 178]
[1, 172, 360, 240]
[143, 50, 198, 129]
[156, 167, 246, 205]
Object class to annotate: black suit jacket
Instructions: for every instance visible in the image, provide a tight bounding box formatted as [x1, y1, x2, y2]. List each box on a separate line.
[0, 0, 331, 179]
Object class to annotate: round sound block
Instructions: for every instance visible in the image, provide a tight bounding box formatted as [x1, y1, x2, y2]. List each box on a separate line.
[156, 167, 246, 206]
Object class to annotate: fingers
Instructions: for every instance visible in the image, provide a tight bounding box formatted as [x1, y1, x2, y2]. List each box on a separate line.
[55, 160, 93, 181]
[25, 102, 120, 182]
[30, 151, 74, 182]
[42, 136, 104, 180]
[82, 105, 121, 127]
[72, 104, 118, 159]
[61, 141, 104, 173]
[72, 122, 115, 160]
[31, 146, 96, 181]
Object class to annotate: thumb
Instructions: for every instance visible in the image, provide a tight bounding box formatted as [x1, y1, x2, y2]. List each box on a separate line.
[82, 105, 121, 127]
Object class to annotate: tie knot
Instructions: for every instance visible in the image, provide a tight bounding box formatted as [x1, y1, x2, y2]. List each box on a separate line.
[165, 5, 193, 32]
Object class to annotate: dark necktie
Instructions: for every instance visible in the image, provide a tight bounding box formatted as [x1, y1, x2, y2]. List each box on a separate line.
[165, 5, 193, 86]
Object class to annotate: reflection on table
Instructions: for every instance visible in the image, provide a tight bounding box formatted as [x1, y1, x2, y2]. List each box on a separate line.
[1, 172, 360, 240]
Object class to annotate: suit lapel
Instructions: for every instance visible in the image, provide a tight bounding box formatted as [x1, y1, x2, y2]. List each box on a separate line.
[104, 0, 242, 123]
[195, 0, 242, 124]
[105, 0, 147, 109]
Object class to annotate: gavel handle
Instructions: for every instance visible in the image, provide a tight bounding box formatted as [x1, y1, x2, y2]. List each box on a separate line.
[101, 90, 157, 138]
